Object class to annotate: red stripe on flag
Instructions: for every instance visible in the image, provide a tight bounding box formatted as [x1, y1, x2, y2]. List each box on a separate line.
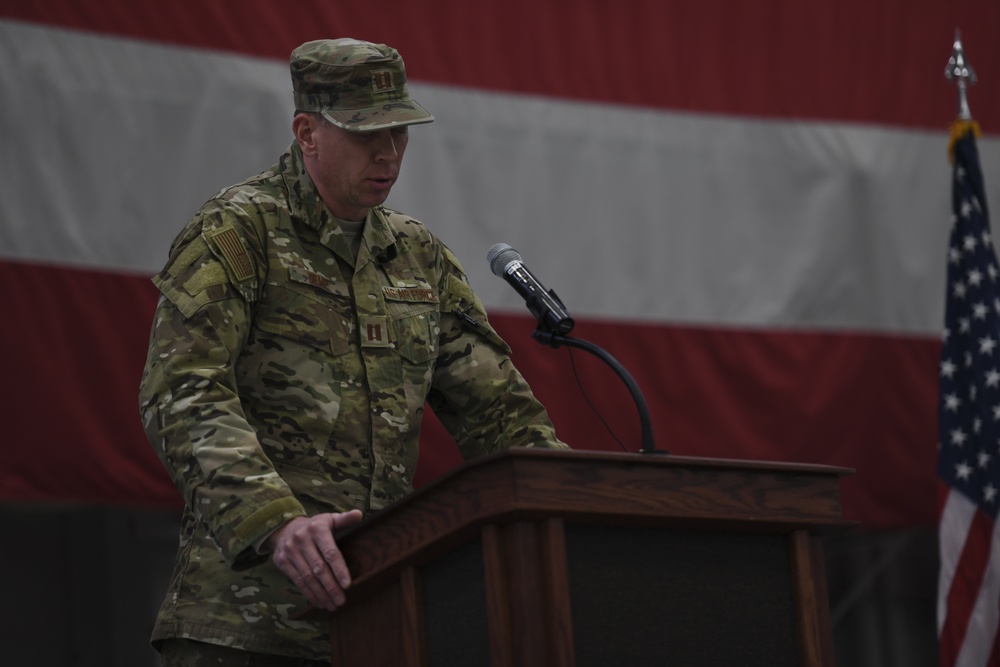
[1, 0, 997, 131]
[990, 626, 1000, 667]
[939, 502, 994, 667]
[0, 259, 179, 507]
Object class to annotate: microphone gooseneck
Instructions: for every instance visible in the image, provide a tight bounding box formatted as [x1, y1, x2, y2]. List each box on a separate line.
[486, 242, 663, 454]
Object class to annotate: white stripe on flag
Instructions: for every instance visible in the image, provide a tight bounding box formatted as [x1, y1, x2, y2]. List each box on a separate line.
[4, 19, 1000, 338]
[939, 489, 979, 633]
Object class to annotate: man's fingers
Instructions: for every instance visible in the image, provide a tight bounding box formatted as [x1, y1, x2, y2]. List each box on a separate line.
[271, 511, 362, 611]
[332, 509, 364, 529]
[299, 537, 347, 609]
[301, 559, 344, 610]
[277, 541, 338, 610]
[309, 517, 353, 589]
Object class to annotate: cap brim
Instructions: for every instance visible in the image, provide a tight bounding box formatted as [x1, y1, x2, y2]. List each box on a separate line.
[321, 100, 434, 133]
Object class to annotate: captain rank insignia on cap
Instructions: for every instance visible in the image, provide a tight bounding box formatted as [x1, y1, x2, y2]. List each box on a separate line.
[372, 69, 394, 92]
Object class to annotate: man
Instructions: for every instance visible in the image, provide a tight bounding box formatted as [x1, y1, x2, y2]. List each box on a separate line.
[139, 38, 567, 666]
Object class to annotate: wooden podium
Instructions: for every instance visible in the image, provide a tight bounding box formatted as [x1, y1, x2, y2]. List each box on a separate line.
[307, 449, 853, 667]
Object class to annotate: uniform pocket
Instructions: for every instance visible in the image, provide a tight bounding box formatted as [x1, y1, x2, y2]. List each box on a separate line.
[387, 301, 439, 364]
[237, 276, 356, 471]
[254, 275, 351, 356]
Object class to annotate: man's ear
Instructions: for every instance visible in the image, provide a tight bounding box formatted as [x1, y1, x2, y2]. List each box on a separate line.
[292, 113, 318, 156]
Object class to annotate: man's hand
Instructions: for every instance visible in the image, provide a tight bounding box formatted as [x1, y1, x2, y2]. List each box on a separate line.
[269, 510, 364, 611]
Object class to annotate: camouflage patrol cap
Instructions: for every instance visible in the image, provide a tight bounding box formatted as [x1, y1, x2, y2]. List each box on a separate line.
[290, 38, 434, 132]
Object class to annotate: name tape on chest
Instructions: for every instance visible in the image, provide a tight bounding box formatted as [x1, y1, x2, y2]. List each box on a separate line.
[287, 266, 341, 294]
[382, 286, 439, 304]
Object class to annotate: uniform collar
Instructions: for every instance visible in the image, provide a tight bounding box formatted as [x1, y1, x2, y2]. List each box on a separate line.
[280, 142, 398, 265]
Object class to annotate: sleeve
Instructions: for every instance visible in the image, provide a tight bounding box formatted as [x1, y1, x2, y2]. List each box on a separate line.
[427, 244, 570, 458]
[138, 205, 306, 570]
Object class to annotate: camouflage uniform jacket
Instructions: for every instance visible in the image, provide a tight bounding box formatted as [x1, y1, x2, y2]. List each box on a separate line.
[138, 142, 566, 661]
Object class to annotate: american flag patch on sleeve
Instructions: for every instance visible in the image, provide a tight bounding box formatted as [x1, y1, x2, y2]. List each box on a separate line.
[207, 227, 254, 282]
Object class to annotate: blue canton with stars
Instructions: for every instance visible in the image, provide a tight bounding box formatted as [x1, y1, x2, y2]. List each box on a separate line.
[938, 130, 1000, 519]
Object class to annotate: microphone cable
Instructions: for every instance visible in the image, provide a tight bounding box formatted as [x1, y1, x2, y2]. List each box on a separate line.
[566, 346, 629, 453]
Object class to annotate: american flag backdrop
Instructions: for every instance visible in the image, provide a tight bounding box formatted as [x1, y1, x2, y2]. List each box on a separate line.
[1, 0, 999, 533]
[938, 124, 1000, 667]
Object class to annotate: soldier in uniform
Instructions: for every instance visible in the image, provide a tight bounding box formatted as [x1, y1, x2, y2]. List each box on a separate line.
[138, 38, 568, 666]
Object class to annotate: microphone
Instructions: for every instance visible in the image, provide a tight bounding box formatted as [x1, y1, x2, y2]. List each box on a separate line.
[487, 243, 575, 335]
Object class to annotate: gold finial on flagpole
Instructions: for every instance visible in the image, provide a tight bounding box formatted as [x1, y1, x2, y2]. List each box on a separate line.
[945, 30, 980, 161]
[945, 29, 977, 121]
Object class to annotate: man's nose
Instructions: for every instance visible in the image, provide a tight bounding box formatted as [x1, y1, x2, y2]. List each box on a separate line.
[373, 130, 399, 159]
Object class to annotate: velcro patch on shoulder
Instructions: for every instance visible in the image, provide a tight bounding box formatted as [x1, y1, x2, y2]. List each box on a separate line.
[442, 245, 467, 275]
[446, 273, 477, 306]
[168, 237, 210, 279]
[206, 227, 254, 282]
[183, 262, 229, 296]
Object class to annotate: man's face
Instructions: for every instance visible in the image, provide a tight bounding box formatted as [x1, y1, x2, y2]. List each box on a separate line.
[298, 115, 410, 221]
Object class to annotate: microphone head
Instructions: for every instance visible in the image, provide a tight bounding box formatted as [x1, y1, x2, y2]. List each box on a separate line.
[487, 242, 522, 277]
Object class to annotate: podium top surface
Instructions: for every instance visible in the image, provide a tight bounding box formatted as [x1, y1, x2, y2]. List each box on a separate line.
[328, 449, 854, 597]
